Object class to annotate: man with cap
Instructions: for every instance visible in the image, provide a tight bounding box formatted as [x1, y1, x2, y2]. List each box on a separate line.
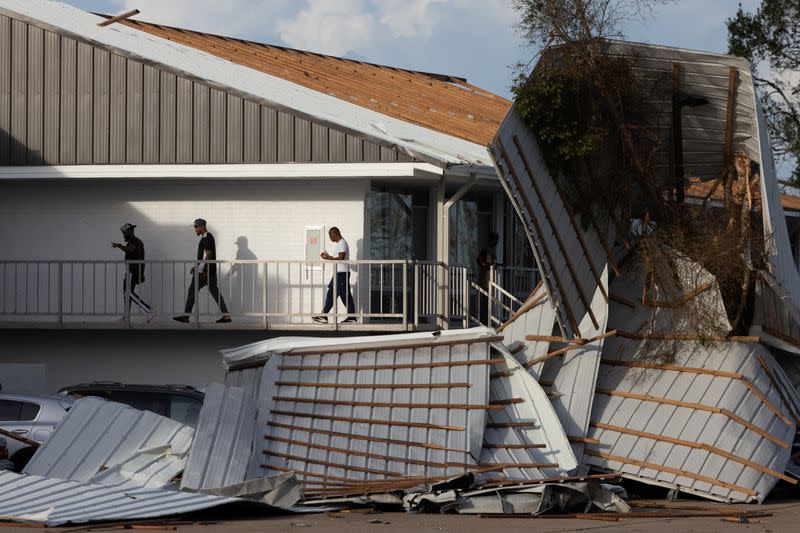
[174, 218, 231, 324]
[112, 223, 153, 321]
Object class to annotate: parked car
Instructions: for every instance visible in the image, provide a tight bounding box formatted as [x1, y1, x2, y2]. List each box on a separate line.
[58, 382, 205, 427]
[0, 392, 75, 471]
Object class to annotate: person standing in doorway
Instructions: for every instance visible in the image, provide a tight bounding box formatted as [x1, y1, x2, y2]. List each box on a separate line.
[174, 218, 231, 324]
[313, 227, 356, 323]
[112, 223, 153, 322]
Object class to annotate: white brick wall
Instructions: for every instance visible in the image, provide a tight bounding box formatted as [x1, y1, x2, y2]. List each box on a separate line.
[0, 179, 369, 262]
[0, 178, 374, 318]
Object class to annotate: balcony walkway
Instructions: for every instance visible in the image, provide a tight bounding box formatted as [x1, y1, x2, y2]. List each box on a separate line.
[0, 260, 535, 332]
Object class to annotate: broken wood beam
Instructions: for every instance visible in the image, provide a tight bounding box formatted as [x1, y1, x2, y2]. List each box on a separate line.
[270, 409, 464, 431]
[97, 9, 140, 27]
[0, 427, 40, 448]
[272, 396, 504, 410]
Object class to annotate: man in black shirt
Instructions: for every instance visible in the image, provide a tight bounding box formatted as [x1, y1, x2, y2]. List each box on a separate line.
[112, 223, 153, 321]
[174, 218, 231, 324]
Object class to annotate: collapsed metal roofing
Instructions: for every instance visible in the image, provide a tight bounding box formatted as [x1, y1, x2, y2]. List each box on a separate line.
[0, 0, 493, 166]
[0, 470, 241, 526]
[23, 396, 194, 489]
[488, 41, 800, 503]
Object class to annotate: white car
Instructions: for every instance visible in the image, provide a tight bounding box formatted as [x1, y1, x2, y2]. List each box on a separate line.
[0, 392, 74, 470]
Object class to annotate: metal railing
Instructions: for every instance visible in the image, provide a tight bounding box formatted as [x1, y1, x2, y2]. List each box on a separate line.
[0, 259, 495, 331]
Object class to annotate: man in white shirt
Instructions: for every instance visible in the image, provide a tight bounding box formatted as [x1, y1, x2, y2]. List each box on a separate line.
[313, 227, 356, 323]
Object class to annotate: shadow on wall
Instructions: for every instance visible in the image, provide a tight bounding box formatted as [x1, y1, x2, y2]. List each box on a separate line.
[0, 163, 374, 320]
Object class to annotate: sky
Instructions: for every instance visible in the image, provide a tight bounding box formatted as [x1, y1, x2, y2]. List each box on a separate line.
[61, 0, 761, 99]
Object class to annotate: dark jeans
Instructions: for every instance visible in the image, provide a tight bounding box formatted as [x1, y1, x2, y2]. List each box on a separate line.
[124, 274, 151, 314]
[323, 272, 355, 315]
[184, 272, 228, 314]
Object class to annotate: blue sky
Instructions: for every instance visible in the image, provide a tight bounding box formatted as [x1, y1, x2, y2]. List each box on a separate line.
[62, 0, 759, 99]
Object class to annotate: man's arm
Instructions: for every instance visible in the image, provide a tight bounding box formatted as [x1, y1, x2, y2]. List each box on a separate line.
[112, 242, 136, 253]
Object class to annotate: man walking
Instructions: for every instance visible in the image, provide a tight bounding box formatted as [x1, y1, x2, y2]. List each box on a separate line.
[112, 223, 153, 321]
[174, 218, 231, 324]
[313, 227, 356, 323]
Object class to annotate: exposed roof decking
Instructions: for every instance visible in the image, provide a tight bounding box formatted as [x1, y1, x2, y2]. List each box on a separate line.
[114, 18, 512, 148]
[0, 0, 493, 166]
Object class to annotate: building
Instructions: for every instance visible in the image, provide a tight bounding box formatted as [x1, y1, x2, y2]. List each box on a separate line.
[0, 0, 533, 392]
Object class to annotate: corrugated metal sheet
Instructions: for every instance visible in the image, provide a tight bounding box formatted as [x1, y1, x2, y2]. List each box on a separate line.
[24, 397, 193, 489]
[600, 41, 759, 181]
[497, 287, 555, 376]
[491, 109, 611, 339]
[481, 346, 577, 480]
[538, 265, 609, 464]
[0, 470, 240, 526]
[586, 336, 796, 502]
[181, 383, 256, 491]
[222, 329, 502, 495]
[0, 1, 489, 165]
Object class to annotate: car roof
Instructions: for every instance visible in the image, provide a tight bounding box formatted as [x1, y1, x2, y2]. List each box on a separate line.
[0, 391, 76, 405]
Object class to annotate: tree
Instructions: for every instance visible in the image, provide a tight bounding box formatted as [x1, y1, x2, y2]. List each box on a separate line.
[728, 0, 800, 184]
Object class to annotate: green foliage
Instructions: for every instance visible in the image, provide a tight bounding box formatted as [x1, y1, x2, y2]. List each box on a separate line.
[728, 0, 800, 183]
[512, 63, 608, 172]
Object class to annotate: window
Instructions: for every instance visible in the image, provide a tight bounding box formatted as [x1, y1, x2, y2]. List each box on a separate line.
[0, 399, 40, 421]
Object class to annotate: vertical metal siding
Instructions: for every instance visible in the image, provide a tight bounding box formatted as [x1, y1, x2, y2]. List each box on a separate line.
[0, 15, 414, 166]
[293, 116, 311, 162]
[328, 129, 345, 163]
[363, 140, 380, 162]
[0, 16, 10, 162]
[125, 59, 142, 163]
[260, 106, 277, 163]
[192, 83, 209, 163]
[176, 76, 193, 163]
[276, 110, 293, 162]
[42, 28, 58, 164]
[209, 87, 226, 162]
[141, 64, 159, 163]
[75, 41, 92, 164]
[226, 94, 243, 163]
[10, 18, 26, 164]
[26, 25, 44, 163]
[345, 134, 363, 162]
[92, 48, 109, 163]
[242, 99, 259, 162]
[108, 52, 125, 163]
[58, 35, 76, 163]
[158, 70, 175, 163]
[380, 145, 397, 162]
[311, 122, 328, 162]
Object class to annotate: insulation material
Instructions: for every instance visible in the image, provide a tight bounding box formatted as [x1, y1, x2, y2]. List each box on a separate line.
[181, 383, 257, 491]
[480, 346, 577, 481]
[247, 330, 502, 493]
[587, 336, 797, 502]
[23, 397, 193, 489]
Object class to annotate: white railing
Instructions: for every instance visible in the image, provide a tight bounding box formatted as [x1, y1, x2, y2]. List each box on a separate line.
[465, 266, 538, 328]
[0, 260, 486, 331]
